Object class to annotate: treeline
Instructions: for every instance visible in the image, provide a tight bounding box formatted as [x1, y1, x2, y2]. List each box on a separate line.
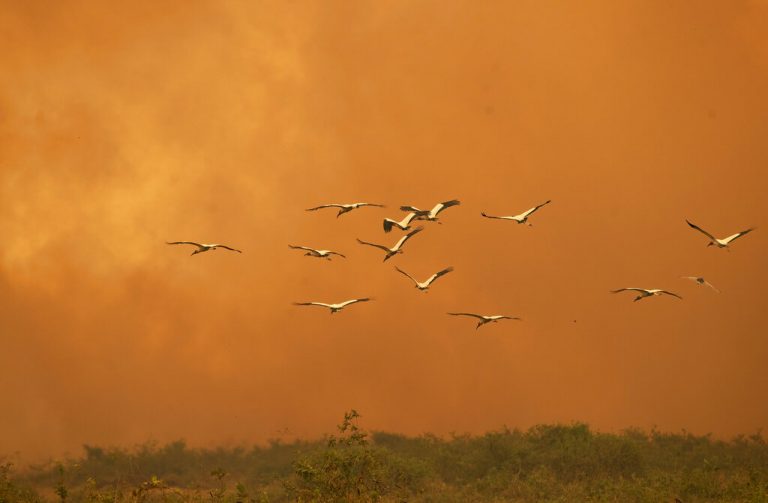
[3, 411, 768, 502]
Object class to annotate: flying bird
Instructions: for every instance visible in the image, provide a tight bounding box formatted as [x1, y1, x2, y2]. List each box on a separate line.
[681, 276, 720, 293]
[166, 241, 242, 255]
[305, 203, 385, 218]
[481, 200, 552, 226]
[383, 212, 418, 233]
[293, 298, 372, 314]
[288, 245, 346, 260]
[610, 288, 682, 302]
[395, 266, 454, 291]
[400, 199, 461, 222]
[686, 220, 755, 249]
[447, 312, 521, 330]
[357, 226, 424, 261]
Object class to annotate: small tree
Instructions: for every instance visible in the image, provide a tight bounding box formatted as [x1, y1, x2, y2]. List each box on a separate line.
[288, 410, 390, 502]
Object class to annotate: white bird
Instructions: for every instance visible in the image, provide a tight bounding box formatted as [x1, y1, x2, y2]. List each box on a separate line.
[481, 200, 551, 226]
[395, 266, 453, 291]
[306, 203, 385, 218]
[447, 312, 521, 330]
[686, 220, 755, 249]
[357, 226, 424, 261]
[400, 199, 461, 222]
[383, 212, 418, 233]
[610, 288, 682, 302]
[166, 241, 242, 255]
[288, 245, 346, 260]
[293, 298, 372, 314]
[681, 276, 720, 293]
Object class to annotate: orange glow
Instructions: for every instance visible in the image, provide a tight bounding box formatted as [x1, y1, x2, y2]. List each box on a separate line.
[1, 1, 767, 459]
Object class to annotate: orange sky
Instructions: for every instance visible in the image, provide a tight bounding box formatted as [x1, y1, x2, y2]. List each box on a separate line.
[2, 0, 767, 459]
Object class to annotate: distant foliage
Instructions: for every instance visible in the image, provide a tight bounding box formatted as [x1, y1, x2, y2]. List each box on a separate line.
[1, 463, 42, 503]
[4, 415, 768, 502]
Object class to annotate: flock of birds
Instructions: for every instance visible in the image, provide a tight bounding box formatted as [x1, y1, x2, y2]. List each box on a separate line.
[166, 200, 755, 329]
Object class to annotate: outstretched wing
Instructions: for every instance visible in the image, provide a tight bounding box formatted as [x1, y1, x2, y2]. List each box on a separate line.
[431, 199, 461, 216]
[518, 200, 551, 219]
[393, 226, 424, 250]
[447, 312, 486, 320]
[289, 245, 316, 252]
[395, 267, 419, 286]
[338, 298, 372, 308]
[720, 228, 755, 245]
[480, 212, 516, 220]
[686, 220, 717, 242]
[497, 316, 522, 321]
[166, 241, 203, 247]
[384, 214, 415, 233]
[424, 266, 454, 286]
[659, 290, 683, 300]
[294, 302, 332, 308]
[306, 204, 344, 211]
[383, 219, 397, 233]
[216, 245, 242, 253]
[702, 280, 720, 293]
[610, 288, 648, 294]
[327, 251, 346, 258]
[357, 203, 385, 208]
[402, 212, 418, 224]
[400, 205, 424, 213]
[356, 238, 391, 252]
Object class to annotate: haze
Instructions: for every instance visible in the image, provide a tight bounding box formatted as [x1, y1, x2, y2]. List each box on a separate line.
[1, 1, 767, 460]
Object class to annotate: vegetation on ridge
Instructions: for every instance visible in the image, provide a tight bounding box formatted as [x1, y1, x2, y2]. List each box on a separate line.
[2, 411, 768, 502]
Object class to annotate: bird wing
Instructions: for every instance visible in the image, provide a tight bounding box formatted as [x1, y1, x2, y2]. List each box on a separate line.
[480, 212, 516, 220]
[395, 267, 419, 285]
[356, 238, 391, 252]
[518, 200, 551, 219]
[496, 316, 521, 321]
[215, 245, 242, 253]
[166, 241, 203, 247]
[447, 312, 486, 320]
[702, 280, 720, 293]
[294, 302, 332, 308]
[401, 212, 418, 225]
[392, 226, 424, 250]
[610, 288, 648, 294]
[384, 213, 417, 232]
[399, 205, 423, 213]
[306, 204, 345, 211]
[289, 245, 316, 253]
[358, 203, 385, 208]
[430, 199, 461, 217]
[659, 290, 683, 299]
[328, 251, 346, 258]
[720, 228, 755, 244]
[686, 220, 717, 242]
[337, 298, 371, 308]
[424, 267, 454, 286]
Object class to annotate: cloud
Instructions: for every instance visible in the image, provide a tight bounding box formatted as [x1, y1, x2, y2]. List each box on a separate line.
[1, 1, 767, 460]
